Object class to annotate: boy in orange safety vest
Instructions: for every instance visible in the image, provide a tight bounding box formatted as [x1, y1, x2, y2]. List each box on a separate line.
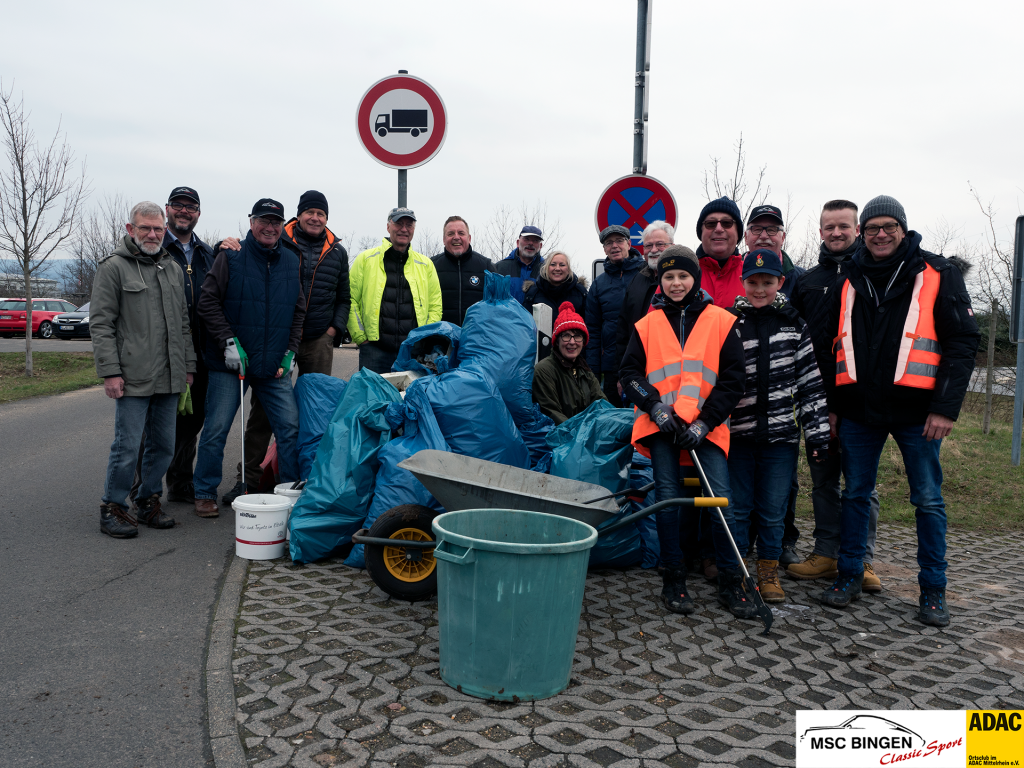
[619, 246, 754, 619]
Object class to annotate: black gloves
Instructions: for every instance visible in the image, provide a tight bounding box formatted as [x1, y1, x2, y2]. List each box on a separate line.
[674, 419, 709, 451]
[650, 403, 685, 438]
[806, 443, 830, 465]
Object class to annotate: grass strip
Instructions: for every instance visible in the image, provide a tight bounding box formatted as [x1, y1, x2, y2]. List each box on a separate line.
[0, 351, 101, 403]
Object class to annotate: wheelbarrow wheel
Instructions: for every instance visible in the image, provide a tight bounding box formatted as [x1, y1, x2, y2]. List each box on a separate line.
[364, 504, 439, 602]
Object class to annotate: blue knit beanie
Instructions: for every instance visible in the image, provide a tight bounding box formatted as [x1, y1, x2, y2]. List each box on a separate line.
[696, 196, 744, 240]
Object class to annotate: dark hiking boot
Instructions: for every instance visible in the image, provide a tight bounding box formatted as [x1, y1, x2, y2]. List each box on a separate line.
[222, 480, 249, 504]
[135, 494, 175, 529]
[919, 587, 950, 627]
[167, 483, 195, 503]
[100, 502, 138, 539]
[820, 572, 863, 608]
[717, 568, 757, 619]
[779, 545, 800, 566]
[661, 567, 696, 615]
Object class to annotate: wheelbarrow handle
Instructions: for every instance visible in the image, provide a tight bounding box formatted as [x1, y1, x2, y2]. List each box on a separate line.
[351, 529, 436, 550]
[595, 497, 728, 536]
[582, 477, 700, 506]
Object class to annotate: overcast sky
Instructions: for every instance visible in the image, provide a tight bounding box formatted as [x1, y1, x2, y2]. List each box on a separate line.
[4, 0, 1022, 280]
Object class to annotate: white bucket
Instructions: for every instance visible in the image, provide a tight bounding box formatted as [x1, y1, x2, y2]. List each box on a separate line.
[273, 483, 303, 541]
[233, 494, 291, 560]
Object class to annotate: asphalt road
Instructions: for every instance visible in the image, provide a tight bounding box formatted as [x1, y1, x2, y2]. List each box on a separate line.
[0, 338, 94, 352]
[0, 348, 359, 768]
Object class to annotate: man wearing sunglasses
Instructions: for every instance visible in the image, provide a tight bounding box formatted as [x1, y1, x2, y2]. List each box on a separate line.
[818, 195, 979, 627]
[192, 198, 305, 518]
[695, 196, 745, 309]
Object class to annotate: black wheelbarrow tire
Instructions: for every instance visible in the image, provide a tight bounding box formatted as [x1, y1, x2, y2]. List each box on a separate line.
[364, 504, 440, 602]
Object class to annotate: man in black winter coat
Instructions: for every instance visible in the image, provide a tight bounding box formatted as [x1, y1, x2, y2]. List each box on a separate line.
[817, 195, 980, 628]
[615, 220, 675, 369]
[431, 215, 493, 325]
[787, 200, 881, 590]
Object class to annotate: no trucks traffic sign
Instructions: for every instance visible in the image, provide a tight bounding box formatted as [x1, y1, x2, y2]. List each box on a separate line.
[355, 74, 448, 170]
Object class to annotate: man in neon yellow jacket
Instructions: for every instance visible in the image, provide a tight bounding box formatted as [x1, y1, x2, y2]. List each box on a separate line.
[348, 207, 443, 373]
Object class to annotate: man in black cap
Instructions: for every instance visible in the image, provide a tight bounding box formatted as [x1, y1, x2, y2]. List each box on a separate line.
[191, 198, 305, 518]
[494, 225, 544, 305]
[219, 190, 351, 499]
[431, 215, 493, 325]
[743, 204, 805, 299]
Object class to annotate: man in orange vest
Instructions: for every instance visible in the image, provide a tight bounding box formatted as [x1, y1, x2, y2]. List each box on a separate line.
[818, 196, 979, 627]
[620, 246, 754, 619]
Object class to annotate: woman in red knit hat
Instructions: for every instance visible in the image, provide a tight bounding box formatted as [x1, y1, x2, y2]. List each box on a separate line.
[531, 301, 607, 424]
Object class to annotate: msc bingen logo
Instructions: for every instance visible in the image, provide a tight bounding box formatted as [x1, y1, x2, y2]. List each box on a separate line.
[802, 715, 924, 751]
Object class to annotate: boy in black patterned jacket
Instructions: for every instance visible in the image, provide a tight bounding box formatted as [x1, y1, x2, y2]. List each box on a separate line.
[727, 248, 830, 603]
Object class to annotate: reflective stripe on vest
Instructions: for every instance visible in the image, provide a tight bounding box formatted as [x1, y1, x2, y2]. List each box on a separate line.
[834, 263, 942, 390]
[631, 304, 737, 463]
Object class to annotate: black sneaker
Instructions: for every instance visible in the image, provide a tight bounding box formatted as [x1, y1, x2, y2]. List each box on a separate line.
[779, 545, 800, 566]
[717, 568, 757, 619]
[100, 502, 138, 539]
[918, 587, 950, 627]
[222, 480, 249, 504]
[661, 567, 696, 615]
[167, 483, 195, 503]
[820, 572, 863, 608]
[135, 493, 175, 529]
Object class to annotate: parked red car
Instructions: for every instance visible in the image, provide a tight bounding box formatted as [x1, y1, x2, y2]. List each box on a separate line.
[0, 298, 79, 339]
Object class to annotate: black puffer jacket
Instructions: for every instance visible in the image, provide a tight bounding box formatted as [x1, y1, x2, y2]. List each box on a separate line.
[823, 232, 980, 425]
[615, 264, 658, 368]
[431, 248, 493, 325]
[376, 247, 418, 353]
[789, 241, 857, 375]
[162, 230, 214, 358]
[585, 251, 644, 373]
[524, 274, 588, 318]
[281, 219, 350, 340]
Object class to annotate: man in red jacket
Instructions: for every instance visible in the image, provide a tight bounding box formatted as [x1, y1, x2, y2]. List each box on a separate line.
[695, 197, 744, 309]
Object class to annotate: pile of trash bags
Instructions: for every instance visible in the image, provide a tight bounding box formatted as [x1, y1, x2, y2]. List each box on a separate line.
[288, 272, 657, 571]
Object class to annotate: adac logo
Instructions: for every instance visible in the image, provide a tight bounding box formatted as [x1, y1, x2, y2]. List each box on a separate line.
[755, 254, 764, 266]
[469, 275, 480, 286]
[969, 711, 1021, 732]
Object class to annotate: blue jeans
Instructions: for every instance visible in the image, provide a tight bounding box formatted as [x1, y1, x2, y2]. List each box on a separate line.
[648, 433, 740, 571]
[103, 394, 178, 507]
[359, 342, 398, 374]
[839, 418, 947, 588]
[193, 371, 300, 500]
[808, 437, 879, 561]
[728, 440, 798, 561]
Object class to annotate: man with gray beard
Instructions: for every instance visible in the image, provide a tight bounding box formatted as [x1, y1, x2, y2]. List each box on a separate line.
[91, 201, 196, 538]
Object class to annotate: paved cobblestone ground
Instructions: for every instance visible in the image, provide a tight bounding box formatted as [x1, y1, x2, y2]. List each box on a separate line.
[231, 524, 1024, 767]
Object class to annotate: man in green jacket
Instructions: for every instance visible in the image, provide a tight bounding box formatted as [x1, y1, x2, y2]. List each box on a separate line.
[92, 201, 196, 538]
[347, 207, 443, 374]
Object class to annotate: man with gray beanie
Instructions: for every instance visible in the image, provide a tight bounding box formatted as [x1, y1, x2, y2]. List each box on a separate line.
[695, 196, 745, 309]
[817, 195, 979, 627]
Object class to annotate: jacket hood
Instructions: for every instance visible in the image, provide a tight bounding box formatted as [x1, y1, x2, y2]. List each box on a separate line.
[113, 235, 169, 264]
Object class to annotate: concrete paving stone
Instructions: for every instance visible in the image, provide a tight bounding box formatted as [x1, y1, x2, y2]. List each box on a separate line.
[227, 525, 1024, 766]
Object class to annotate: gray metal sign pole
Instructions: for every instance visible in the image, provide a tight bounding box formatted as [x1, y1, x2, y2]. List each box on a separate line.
[398, 70, 409, 207]
[1011, 216, 1024, 466]
[632, 0, 651, 174]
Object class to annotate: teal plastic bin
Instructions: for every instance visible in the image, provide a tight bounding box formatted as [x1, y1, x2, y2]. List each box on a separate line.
[432, 508, 598, 701]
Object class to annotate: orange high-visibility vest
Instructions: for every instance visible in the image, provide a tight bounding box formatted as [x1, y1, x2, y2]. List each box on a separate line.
[834, 263, 942, 390]
[631, 304, 737, 464]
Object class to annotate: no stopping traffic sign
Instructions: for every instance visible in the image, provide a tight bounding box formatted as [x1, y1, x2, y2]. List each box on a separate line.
[355, 74, 448, 170]
[595, 174, 677, 253]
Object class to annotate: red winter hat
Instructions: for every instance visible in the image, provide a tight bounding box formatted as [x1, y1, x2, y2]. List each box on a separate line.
[552, 301, 588, 345]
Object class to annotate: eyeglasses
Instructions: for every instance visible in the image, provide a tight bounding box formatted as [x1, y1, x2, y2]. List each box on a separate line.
[252, 217, 283, 228]
[702, 218, 736, 231]
[168, 202, 199, 213]
[864, 222, 901, 237]
[644, 241, 671, 250]
[560, 331, 585, 342]
[133, 225, 165, 235]
[747, 225, 782, 236]
[603, 237, 629, 247]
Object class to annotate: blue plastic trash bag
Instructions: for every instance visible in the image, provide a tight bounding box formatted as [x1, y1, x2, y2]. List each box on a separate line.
[294, 373, 347, 480]
[392, 322, 461, 375]
[628, 449, 660, 569]
[422, 366, 531, 468]
[459, 272, 553, 466]
[547, 400, 643, 568]
[344, 379, 449, 568]
[288, 370, 401, 564]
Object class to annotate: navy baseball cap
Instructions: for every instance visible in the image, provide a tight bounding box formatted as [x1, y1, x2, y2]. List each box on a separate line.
[250, 198, 286, 220]
[747, 204, 784, 226]
[742, 248, 784, 280]
[168, 186, 200, 204]
[519, 225, 543, 239]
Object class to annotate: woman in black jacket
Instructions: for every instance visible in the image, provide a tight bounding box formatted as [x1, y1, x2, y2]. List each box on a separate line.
[523, 251, 588, 317]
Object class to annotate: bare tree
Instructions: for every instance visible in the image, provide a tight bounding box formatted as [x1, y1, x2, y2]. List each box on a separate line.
[701, 132, 770, 222]
[0, 83, 88, 375]
[56, 193, 130, 303]
[481, 200, 563, 263]
[414, 226, 441, 258]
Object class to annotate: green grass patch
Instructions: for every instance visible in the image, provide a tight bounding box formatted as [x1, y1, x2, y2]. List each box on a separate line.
[795, 410, 1024, 532]
[0, 351, 101, 403]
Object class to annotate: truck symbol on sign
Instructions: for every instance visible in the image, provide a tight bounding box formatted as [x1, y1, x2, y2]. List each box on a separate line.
[375, 110, 429, 138]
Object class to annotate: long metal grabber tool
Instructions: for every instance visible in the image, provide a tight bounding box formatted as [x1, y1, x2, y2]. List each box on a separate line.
[688, 449, 773, 636]
[239, 373, 247, 498]
[582, 477, 700, 505]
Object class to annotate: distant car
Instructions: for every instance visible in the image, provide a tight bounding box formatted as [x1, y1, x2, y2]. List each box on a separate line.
[52, 301, 91, 340]
[0, 298, 79, 339]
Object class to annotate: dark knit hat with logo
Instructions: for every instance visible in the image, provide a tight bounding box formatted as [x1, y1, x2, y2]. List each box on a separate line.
[656, 245, 700, 280]
[696, 196, 744, 240]
[552, 301, 589, 345]
[297, 190, 329, 218]
[860, 195, 907, 233]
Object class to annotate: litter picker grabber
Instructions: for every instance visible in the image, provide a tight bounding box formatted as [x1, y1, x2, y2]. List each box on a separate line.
[239, 373, 247, 498]
[688, 449, 773, 636]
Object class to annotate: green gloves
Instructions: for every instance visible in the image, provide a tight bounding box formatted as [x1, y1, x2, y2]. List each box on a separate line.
[280, 350, 296, 375]
[177, 384, 193, 415]
[224, 337, 248, 375]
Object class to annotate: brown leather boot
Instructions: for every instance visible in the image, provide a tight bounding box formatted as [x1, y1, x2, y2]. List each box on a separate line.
[195, 498, 219, 518]
[756, 560, 786, 603]
[862, 562, 882, 593]
[701, 558, 718, 583]
[786, 554, 838, 580]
